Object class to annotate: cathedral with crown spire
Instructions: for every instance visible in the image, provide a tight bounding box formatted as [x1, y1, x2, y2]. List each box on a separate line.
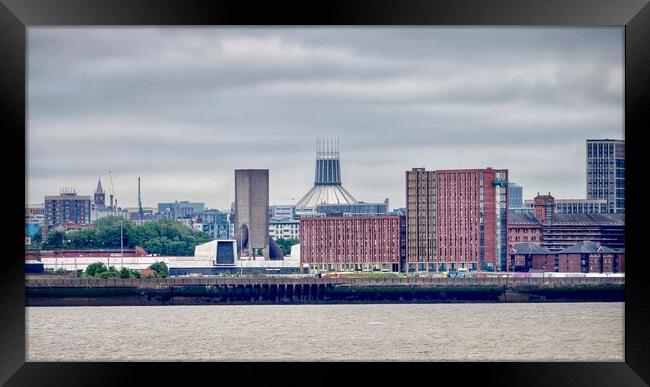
[295, 138, 357, 215]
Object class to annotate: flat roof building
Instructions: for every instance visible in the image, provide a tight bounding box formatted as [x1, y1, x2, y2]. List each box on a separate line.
[523, 198, 609, 214]
[315, 199, 389, 217]
[300, 215, 405, 273]
[157, 201, 206, 219]
[44, 190, 92, 226]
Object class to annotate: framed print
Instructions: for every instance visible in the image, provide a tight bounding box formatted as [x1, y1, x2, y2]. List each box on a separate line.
[1, 0, 649, 385]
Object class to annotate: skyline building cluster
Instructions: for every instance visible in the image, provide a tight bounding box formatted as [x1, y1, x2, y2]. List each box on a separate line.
[27, 137, 625, 274]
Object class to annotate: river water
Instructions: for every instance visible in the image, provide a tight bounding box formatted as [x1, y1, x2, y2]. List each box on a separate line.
[26, 302, 623, 361]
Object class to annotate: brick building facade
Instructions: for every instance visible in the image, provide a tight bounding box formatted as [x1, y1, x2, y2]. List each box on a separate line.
[300, 215, 405, 273]
[406, 167, 508, 273]
[509, 241, 624, 273]
[508, 193, 624, 252]
[507, 212, 543, 251]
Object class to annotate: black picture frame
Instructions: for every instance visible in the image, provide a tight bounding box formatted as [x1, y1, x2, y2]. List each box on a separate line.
[1, 0, 648, 385]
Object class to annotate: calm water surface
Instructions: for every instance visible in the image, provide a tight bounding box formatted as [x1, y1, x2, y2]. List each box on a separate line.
[26, 303, 624, 361]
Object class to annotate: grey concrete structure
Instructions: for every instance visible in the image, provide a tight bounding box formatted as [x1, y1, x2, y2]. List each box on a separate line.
[234, 169, 270, 259]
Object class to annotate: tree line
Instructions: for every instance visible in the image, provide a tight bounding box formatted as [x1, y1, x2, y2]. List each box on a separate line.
[42, 216, 212, 256]
[83, 261, 169, 279]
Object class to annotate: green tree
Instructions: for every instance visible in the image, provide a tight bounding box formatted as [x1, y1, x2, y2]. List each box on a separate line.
[118, 267, 132, 279]
[275, 238, 300, 256]
[67, 229, 99, 248]
[41, 216, 212, 256]
[95, 266, 119, 278]
[85, 262, 108, 277]
[43, 231, 66, 249]
[148, 261, 169, 278]
[32, 230, 43, 246]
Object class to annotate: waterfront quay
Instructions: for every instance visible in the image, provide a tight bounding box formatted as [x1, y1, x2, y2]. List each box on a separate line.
[26, 276, 624, 306]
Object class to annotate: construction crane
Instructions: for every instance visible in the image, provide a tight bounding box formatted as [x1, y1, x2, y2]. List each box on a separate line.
[138, 177, 143, 219]
[108, 170, 117, 210]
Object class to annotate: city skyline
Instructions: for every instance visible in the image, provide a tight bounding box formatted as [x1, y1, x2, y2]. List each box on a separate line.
[27, 27, 624, 209]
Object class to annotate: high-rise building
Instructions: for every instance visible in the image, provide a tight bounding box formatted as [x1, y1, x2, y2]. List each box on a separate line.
[507, 182, 531, 214]
[405, 167, 509, 273]
[586, 139, 624, 213]
[295, 139, 357, 215]
[44, 189, 92, 226]
[508, 182, 523, 208]
[405, 168, 436, 272]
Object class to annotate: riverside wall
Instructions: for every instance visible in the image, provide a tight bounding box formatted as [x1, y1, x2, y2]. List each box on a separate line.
[25, 276, 625, 306]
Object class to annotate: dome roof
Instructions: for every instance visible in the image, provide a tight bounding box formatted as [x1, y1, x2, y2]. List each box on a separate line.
[295, 184, 357, 212]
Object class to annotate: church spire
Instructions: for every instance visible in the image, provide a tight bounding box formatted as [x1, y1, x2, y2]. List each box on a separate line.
[95, 178, 104, 194]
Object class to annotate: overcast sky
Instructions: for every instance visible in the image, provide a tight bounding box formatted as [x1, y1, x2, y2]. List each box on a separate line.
[27, 27, 623, 210]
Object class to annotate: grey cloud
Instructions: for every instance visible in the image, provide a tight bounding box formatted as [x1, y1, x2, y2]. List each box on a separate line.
[27, 27, 623, 209]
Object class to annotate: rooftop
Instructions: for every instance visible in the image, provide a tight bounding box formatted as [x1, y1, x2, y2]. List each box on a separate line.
[510, 243, 553, 255]
[558, 241, 619, 254]
[508, 212, 541, 225]
[553, 213, 625, 225]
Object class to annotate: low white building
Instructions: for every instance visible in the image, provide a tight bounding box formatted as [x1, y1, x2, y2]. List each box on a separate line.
[40, 256, 173, 272]
[269, 218, 300, 240]
[170, 239, 300, 275]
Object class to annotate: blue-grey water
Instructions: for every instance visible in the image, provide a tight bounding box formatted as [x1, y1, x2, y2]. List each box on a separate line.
[26, 303, 624, 361]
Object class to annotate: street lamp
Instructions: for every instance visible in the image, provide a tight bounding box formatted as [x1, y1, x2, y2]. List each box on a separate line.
[120, 220, 124, 268]
[66, 239, 74, 274]
[239, 224, 244, 277]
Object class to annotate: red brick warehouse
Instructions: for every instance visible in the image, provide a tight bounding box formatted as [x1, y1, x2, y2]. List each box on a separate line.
[300, 215, 405, 273]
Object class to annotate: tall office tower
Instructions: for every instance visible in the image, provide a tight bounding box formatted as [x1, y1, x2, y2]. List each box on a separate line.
[508, 182, 523, 208]
[295, 138, 357, 215]
[586, 139, 624, 214]
[44, 189, 92, 226]
[93, 178, 105, 209]
[234, 169, 271, 259]
[405, 168, 437, 273]
[405, 167, 509, 273]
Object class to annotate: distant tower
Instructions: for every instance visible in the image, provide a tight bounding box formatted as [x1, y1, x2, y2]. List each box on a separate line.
[138, 177, 143, 218]
[94, 178, 105, 209]
[295, 138, 357, 214]
[533, 193, 555, 224]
